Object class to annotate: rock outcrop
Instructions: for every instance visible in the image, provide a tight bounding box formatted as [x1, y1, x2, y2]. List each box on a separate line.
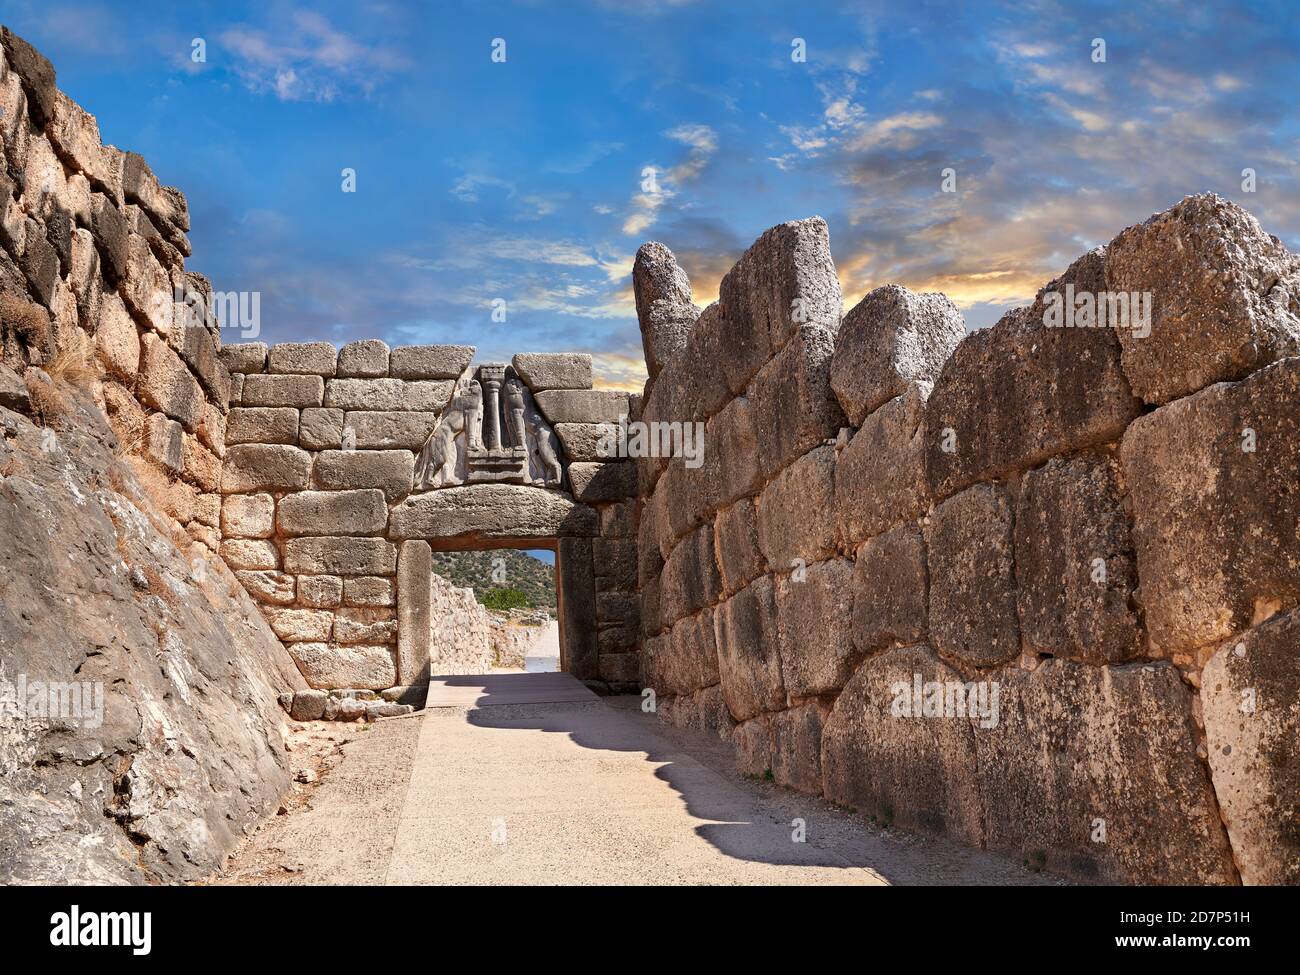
[0, 378, 302, 884]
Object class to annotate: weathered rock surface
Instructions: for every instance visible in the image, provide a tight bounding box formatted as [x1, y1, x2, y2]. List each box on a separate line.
[1124, 357, 1300, 656]
[851, 525, 928, 655]
[835, 384, 929, 547]
[926, 483, 1020, 668]
[776, 558, 856, 697]
[1201, 610, 1300, 885]
[388, 484, 596, 544]
[0, 387, 301, 884]
[633, 241, 699, 381]
[821, 646, 983, 845]
[974, 660, 1236, 884]
[926, 289, 1141, 501]
[511, 353, 592, 390]
[713, 576, 784, 721]
[831, 284, 965, 426]
[1015, 451, 1142, 663]
[1107, 194, 1300, 405]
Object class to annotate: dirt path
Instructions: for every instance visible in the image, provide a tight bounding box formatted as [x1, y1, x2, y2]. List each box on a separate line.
[217, 674, 1059, 886]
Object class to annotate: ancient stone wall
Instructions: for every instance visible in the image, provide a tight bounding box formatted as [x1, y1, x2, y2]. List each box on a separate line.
[217, 343, 640, 692]
[0, 29, 304, 883]
[633, 196, 1300, 885]
[0, 28, 229, 556]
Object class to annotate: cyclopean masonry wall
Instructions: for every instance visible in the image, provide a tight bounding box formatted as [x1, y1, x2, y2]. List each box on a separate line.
[1, 28, 229, 555]
[632, 197, 1300, 886]
[217, 343, 640, 693]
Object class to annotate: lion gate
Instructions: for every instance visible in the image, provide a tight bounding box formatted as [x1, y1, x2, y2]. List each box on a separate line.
[216, 342, 641, 693]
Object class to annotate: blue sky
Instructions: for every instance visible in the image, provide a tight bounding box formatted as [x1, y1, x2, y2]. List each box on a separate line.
[7, 0, 1300, 389]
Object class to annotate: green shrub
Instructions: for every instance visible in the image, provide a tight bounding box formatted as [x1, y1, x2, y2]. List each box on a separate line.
[480, 587, 530, 611]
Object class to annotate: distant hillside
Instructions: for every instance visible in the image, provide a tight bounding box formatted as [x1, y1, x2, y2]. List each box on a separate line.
[430, 550, 557, 613]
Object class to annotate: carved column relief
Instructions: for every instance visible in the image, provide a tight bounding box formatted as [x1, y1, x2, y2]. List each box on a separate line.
[414, 362, 566, 490]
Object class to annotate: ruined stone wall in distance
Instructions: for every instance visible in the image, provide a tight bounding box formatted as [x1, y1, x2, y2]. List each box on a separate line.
[632, 195, 1300, 885]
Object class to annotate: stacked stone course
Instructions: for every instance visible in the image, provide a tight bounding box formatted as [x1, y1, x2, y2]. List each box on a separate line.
[633, 196, 1300, 885]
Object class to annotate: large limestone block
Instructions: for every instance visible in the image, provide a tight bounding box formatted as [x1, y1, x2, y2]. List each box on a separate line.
[275, 489, 388, 537]
[182, 436, 223, 493]
[323, 377, 452, 412]
[312, 448, 414, 500]
[389, 344, 474, 380]
[925, 483, 1020, 668]
[221, 538, 278, 571]
[698, 394, 762, 510]
[267, 608, 334, 643]
[300, 408, 344, 450]
[298, 574, 344, 609]
[643, 608, 718, 697]
[288, 642, 396, 691]
[534, 388, 630, 424]
[344, 575, 395, 607]
[593, 537, 637, 591]
[220, 342, 268, 375]
[334, 607, 397, 645]
[770, 702, 825, 794]
[658, 522, 721, 627]
[718, 216, 842, 374]
[851, 525, 928, 655]
[225, 406, 299, 445]
[554, 422, 618, 462]
[143, 412, 183, 473]
[973, 660, 1236, 884]
[234, 569, 297, 605]
[94, 292, 139, 383]
[669, 302, 733, 419]
[632, 241, 698, 381]
[1201, 610, 1300, 885]
[138, 333, 204, 432]
[342, 411, 438, 450]
[568, 461, 637, 502]
[122, 234, 172, 335]
[834, 384, 929, 548]
[221, 493, 274, 539]
[283, 536, 397, 576]
[558, 537, 599, 679]
[926, 286, 1141, 501]
[1107, 194, 1300, 405]
[512, 352, 592, 390]
[748, 322, 845, 480]
[388, 484, 597, 543]
[268, 341, 337, 376]
[1, 27, 56, 128]
[831, 284, 965, 425]
[1120, 358, 1300, 655]
[1015, 451, 1141, 663]
[337, 339, 389, 378]
[121, 151, 188, 235]
[756, 445, 837, 571]
[175, 325, 232, 409]
[241, 373, 324, 409]
[713, 497, 765, 598]
[397, 540, 432, 684]
[821, 645, 983, 845]
[731, 716, 773, 777]
[221, 443, 311, 494]
[713, 576, 785, 721]
[776, 558, 855, 697]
